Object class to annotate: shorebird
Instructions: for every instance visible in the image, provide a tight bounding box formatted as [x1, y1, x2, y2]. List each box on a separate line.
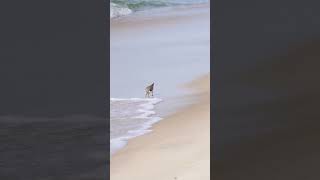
[145, 83, 154, 98]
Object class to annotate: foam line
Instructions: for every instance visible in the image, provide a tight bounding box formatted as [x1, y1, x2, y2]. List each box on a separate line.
[110, 97, 162, 155]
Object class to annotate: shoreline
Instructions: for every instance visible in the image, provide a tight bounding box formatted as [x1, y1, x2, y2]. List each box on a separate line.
[110, 3, 209, 156]
[110, 3, 210, 179]
[110, 74, 210, 180]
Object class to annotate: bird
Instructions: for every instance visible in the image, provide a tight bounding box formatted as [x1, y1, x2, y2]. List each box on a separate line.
[145, 82, 154, 98]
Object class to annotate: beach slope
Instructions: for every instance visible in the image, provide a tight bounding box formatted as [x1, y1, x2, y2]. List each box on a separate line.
[111, 75, 210, 180]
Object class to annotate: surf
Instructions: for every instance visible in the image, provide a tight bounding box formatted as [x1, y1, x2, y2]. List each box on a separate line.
[110, 98, 162, 155]
[110, 0, 209, 18]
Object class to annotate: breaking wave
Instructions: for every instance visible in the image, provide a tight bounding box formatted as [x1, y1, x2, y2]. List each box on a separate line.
[110, 0, 209, 18]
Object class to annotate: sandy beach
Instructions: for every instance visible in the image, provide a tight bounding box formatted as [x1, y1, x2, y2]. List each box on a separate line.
[110, 4, 210, 180]
[111, 74, 210, 180]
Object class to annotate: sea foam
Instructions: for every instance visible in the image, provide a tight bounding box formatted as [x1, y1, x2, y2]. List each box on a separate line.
[110, 3, 132, 19]
[110, 0, 209, 19]
[110, 98, 162, 155]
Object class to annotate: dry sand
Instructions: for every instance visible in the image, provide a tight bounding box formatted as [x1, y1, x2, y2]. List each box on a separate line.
[110, 74, 210, 180]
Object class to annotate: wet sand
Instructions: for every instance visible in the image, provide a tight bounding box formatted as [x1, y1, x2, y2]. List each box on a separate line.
[110, 4, 210, 99]
[110, 4, 210, 179]
[111, 75, 210, 180]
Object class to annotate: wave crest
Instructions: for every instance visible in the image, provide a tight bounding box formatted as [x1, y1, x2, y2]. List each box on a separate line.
[110, 2, 132, 18]
[110, 0, 209, 18]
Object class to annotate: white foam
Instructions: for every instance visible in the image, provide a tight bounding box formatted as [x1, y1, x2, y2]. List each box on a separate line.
[110, 116, 161, 155]
[110, 3, 132, 19]
[110, 97, 162, 155]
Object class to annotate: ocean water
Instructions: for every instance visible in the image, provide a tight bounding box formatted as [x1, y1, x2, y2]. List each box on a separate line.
[110, 98, 162, 155]
[110, 0, 209, 18]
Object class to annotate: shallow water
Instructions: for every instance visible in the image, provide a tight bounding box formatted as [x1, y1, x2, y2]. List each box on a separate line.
[110, 98, 162, 155]
[110, 5, 210, 99]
